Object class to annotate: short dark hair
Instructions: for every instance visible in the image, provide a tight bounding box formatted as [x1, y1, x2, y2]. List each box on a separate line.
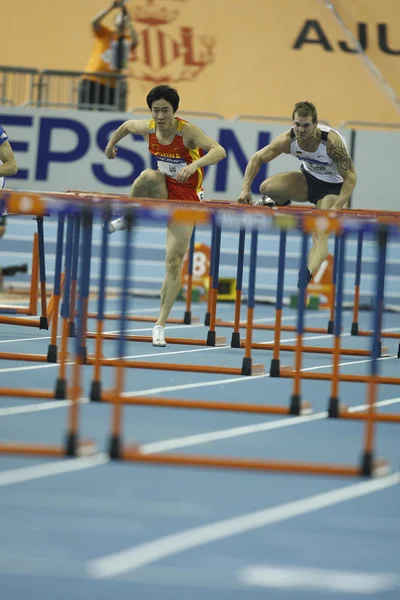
[146, 85, 180, 112]
[292, 101, 318, 123]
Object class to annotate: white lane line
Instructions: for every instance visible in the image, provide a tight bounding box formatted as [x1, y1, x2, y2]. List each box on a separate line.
[0, 399, 88, 417]
[0, 335, 62, 345]
[0, 363, 61, 374]
[139, 395, 400, 455]
[238, 564, 400, 594]
[87, 472, 400, 579]
[0, 453, 109, 487]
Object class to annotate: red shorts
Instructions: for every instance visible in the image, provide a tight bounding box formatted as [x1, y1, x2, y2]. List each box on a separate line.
[166, 179, 204, 202]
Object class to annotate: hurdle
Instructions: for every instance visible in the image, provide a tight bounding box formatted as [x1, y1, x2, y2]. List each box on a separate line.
[67, 189, 201, 327]
[205, 215, 380, 360]
[215, 226, 339, 336]
[0, 199, 95, 457]
[1, 190, 397, 476]
[97, 204, 392, 477]
[0, 216, 59, 329]
[280, 216, 400, 424]
[88, 206, 265, 402]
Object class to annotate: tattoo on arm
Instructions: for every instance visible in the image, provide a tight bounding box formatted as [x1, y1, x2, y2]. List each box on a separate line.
[327, 138, 352, 175]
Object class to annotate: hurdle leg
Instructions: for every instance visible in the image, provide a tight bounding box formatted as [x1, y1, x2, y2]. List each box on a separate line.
[360, 227, 390, 476]
[183, 226, 195, 324]
[231, 227, 246, 348]
[204, 220, 216, 326]
[36, 216, 49, 329]
[327, 233, 340, 334]
[27, 233, 39, 315]
[270, 229, 287, 376]
[77, 211, 94, 364]
[109, 211, 134, 459]
[206, 221, 222, 346]
[242, 229, 264, 376]
[90, 210, 111, 402]
[65, 216, 96, 457]
[350, 230, 363, 335]
[47, 213, 65, 362]
[55, 213, 75, 399]
[68, 213, 81, 338]
[328, 233, 346, 417]
[289, 231, 309, 414]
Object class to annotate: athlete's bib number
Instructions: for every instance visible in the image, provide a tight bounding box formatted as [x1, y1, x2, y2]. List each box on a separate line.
[157, 159, 186, 179]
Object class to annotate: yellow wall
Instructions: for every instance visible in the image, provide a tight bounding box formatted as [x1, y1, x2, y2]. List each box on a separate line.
[3, 0, 400, 126]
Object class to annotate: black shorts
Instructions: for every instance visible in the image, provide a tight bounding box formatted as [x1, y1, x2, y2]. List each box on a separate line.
[300, 165, 342, 205]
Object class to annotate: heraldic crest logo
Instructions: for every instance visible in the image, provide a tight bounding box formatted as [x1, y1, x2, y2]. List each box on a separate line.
[130, 0, 216, 83]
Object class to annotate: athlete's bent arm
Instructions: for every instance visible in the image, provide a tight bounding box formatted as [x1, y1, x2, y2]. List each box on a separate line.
[326, 132, 357, 210]
[177, 124, 226, 183]
[238, 133, 289, 204]
[105, 120, 149, 159]
[0, 140, 18, 177]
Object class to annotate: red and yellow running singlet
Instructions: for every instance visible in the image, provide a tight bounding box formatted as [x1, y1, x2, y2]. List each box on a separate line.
[148, 118, 204, 202]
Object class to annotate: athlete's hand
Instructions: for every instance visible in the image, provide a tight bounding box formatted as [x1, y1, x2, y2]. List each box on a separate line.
[105, 144, 118, 159]
[176, 164, 197, 183]
[237, 191, 252, 205]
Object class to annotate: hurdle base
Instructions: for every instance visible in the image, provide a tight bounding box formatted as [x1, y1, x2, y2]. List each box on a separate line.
[231, 332, 241, 348]
[372, 341, 382, 358]
[351, 322, 359, 336]
[397, 343, 400, 359]
[241, 357, 252, 376]
[359, 453, 391, 478]
[328, 396, 340, 418]
[183, 311, 192, 325]
[109, 434, 122, 459]
[327, 320, 334, 334]
[78, 346, 88, 364]
[359, 453, 391, 477]
[47, 344, 58, 363]
[204, 312, 210, 326]
[65, 436, 96, 457]
[269, 359, 280, 377]
[39, 316, 49, 330]
[289, 394, 301, 415]
[65, 432, 77, 456]
[68, 321, 76, 338]
[240, 359, 264, 376]
[206, 330, 216, 346]
[90, 381, 102, 402]
[55, 378, 67, 399]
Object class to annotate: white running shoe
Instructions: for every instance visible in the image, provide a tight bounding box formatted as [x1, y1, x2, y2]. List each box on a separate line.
[152, 325, 166, 347]
[253, 195, 275, 207]
[107, 216, 128, 234]
[253, 196, 292, 208]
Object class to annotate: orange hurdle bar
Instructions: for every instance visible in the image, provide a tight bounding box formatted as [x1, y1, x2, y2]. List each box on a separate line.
[339, 411, 400, 423]
[239, 341, 374, 357]
[0, 389, 55, 398]
[88, 356, 265, 376]
[86, 331, 226, 346]
[86, 312, 200, 324]
[120, 447, 389, 478]
[101, 393, 312, 415]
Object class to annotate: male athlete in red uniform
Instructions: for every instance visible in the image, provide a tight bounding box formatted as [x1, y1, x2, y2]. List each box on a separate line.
[105, 84, 226, 346]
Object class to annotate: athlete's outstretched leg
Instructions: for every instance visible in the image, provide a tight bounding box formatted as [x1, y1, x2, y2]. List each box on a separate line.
[258, 172, 308, 206]
[129, 169, 167, 199]
[108, 170, 168, 232]
[298, 193, 339, 288]
[155, 220, 194, 331]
